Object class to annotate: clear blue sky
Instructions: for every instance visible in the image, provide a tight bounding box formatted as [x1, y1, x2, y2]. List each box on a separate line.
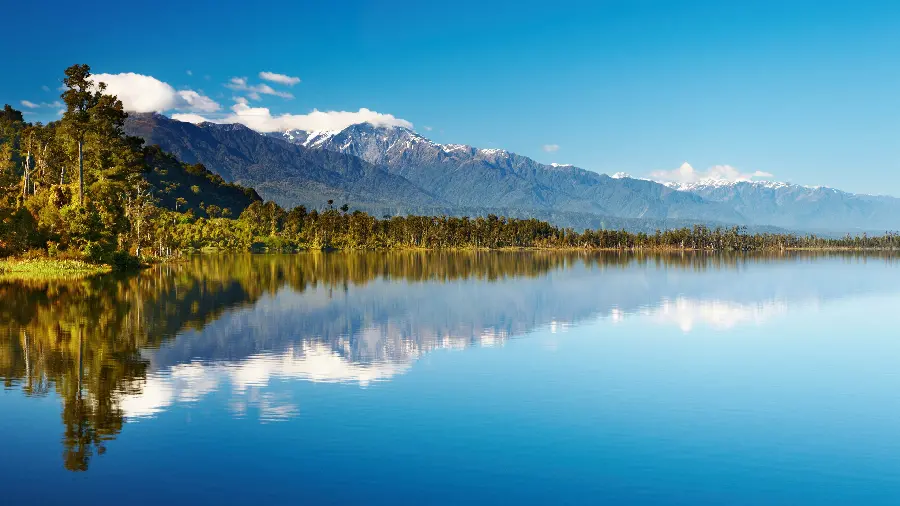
[5, 0, 900, 195]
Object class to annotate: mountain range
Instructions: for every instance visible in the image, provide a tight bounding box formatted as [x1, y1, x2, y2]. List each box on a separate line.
[124, 113, 900, 234]
[125, 113, 441, 211]
[661, 179, 900, 232]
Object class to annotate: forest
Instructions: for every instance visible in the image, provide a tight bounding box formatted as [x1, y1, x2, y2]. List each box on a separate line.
[2, 64, 899, 270]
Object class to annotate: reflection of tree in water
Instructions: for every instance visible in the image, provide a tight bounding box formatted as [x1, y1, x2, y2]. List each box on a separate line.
[0, 252, 569, 471]
[2, 250, 895, 471]
[0, 258, 265, 471]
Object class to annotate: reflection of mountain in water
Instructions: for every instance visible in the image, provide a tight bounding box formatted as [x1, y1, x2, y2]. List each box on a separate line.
[152, 252, 900, 371]
[2, 251, 899, 471]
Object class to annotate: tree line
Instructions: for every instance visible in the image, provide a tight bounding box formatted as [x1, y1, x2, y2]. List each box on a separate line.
[2, 64, 899, 265]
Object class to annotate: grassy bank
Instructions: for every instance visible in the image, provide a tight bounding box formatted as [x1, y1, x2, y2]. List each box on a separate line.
[0, 258, 112, 281]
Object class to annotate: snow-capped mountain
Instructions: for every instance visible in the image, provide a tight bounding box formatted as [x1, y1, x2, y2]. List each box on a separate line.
[271, 123, 900, 232]
[270, 123, 744, 224]
[126, 113, 900, 233]
[660, 179, 900, 232]
[661, 179, 795, 192]
[124, 113, 444, 210]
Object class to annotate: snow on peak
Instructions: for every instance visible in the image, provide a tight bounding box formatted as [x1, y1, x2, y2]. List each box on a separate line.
[442, 144, 469, 153]
[303, 130, 342, 148]
[551, 163, 574, 168]
[280, 128, 342, 148]
[664, 178, 795, 192]
[611, 171, 630, 179]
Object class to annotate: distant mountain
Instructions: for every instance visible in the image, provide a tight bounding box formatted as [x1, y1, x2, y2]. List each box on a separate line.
[662, 179, 900, 232]
[271, 123, 745, 224]
[128, 114, 900, 233]
[125, 113, 445, 209]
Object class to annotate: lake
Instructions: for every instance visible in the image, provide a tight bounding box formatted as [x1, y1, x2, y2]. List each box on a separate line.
[2, 251, 900, 505]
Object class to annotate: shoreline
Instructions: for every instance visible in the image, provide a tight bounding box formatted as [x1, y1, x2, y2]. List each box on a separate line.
[5, 245, 899, 278]
[4, 247, 898, 281]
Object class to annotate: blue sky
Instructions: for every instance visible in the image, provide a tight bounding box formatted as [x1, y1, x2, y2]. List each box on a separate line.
[5, 0, 900, 195]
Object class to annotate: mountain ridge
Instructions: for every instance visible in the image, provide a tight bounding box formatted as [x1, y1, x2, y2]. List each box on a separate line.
[293, 122, 900, 233]
[270, 122, 747, 224]
[655, 178, 900, 231]
[126, 114, 900, 233]
[124, 113, 446, 210]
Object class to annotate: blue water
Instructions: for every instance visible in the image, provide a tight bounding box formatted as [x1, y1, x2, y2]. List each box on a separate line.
[2, 253, 900, 505]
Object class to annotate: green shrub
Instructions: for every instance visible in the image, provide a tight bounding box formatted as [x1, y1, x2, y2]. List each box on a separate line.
[108, 250, 141, 271]
[22, 249, 47, 260]
[82, 242, 112, 264]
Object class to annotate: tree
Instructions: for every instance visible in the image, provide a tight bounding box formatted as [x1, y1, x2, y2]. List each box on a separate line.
[0, 105, 24, 196]
[124, 181, 157, 257]
[61, 64, 98, 205]
[0, 104, 24, 124]
[20, 125, 37, 200]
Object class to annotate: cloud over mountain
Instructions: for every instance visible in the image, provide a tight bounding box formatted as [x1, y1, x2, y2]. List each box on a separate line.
[651, 162, 773, 184]
[92, 72, 221, 113]
[172, 99, 412, 133]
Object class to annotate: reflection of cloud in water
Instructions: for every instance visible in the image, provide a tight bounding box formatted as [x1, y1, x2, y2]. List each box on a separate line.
[120, 363, 220, 419]
[121, 334, 505, 420]
[608, 297, 793, 332]
[230, 342, 411, 390]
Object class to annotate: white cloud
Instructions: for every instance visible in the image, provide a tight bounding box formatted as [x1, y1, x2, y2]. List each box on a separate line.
[259, 71, 301, 86]
[543, 144, 560, 152]
[92, 72, 221, 113]
[176, 90, 221, 113]
[225, 77, 293, 100]
[21, 100, 63, 109]
[174, 100, 412, 133]
[650, 162, 774, 184]
[41, 85, 50, 92]
[186, 70, 193, 76]
[423, 125, 433, 131]
[169, 113, 210, 124]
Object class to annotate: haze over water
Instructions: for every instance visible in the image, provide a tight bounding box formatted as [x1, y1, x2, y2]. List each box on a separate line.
[3, 252, 900, 505]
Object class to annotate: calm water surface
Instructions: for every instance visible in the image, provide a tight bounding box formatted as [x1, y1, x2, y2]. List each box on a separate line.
[3, 252, 900, 505]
